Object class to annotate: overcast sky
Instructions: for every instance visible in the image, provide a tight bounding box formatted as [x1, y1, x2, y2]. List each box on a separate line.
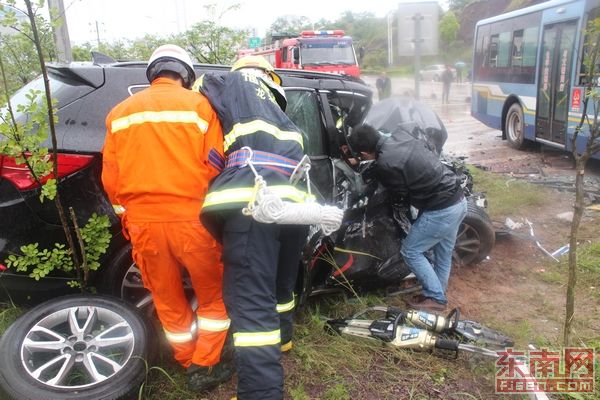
[57, 0, 448, 45]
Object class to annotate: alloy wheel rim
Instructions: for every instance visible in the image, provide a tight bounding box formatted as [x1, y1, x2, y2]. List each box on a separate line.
[120, 263, 153, 309]
[120, 264, 194, 311]
[20, 305, 135, 389]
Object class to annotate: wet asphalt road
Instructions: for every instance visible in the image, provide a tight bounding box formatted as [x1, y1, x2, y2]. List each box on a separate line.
[361, 75, 600, 186]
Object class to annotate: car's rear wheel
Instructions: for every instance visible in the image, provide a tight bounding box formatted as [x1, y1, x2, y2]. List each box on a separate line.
[99, 245, 194, 315]
[99, 245, 152, 311]
[0, 295, 154, 400]
[454, 201, 495, 265]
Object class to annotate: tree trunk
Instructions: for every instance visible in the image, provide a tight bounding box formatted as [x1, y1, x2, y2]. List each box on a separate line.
[25, 0, 83, 287]
[563, 157, 587, 346]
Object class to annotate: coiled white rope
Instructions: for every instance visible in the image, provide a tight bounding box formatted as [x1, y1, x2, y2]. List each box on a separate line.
[240, 147, 343, 235]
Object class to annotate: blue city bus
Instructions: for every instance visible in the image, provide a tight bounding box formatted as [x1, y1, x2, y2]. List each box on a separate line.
[471, 0, 600, 158]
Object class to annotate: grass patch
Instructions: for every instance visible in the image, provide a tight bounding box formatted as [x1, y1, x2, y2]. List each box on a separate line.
[539, 268, 567, 285]
[577, 241, 600, 279]
[0, 302, 21, 336]
[490, 318, 533, 348]
[468, 166, 549, 220]
[554, 241, 600, 291]
[285, 296, 500, 399]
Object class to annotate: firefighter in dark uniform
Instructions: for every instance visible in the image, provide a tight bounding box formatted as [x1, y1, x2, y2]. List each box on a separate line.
[193, 56, 310, 400]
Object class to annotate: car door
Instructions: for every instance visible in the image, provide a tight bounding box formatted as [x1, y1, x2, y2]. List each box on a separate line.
[284, 88, 333, 203]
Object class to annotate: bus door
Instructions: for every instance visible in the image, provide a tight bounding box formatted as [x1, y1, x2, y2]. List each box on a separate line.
[536, 20, 577, 144]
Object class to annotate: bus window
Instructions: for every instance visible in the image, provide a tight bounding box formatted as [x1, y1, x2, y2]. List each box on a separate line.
[489, 35, 499, 67]
[497, 31, 512, 68]
[522, 26, 539, 68]
[512, 30, 524, 67]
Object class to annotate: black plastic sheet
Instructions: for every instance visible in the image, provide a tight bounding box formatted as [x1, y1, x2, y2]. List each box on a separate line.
[364, 96, 448, 155]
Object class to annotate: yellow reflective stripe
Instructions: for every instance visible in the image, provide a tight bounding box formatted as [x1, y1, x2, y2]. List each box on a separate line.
[224, 120, 304, 152]
[164, 329, 194, 344]
[203, 185, 315, 208]
[112, 204, 125, 215]
[276, 298, 295, 313]
[191, 75, 205, 92]
[111, 111, 209, 133]
[197, 317, 231, 332]
[281, 341, 293, 352]
[233, 330, 281, 347]
[164, 321, 197, 343]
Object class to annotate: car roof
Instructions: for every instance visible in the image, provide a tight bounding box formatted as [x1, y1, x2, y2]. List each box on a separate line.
[53, 59, 371, 93]
[41, 60, 372, 153]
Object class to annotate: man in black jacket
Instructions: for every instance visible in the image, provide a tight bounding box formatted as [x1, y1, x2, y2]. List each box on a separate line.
[349, 124, 467, 311]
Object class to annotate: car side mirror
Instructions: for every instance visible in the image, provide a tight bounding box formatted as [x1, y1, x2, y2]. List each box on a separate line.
[293, 48, 300, 64]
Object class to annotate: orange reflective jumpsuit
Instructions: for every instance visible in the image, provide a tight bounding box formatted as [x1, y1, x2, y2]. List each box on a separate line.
[102, 77, 228, 368]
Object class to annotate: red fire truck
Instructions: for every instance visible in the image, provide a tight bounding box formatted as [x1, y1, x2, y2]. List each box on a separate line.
[237, 30, 360, 77]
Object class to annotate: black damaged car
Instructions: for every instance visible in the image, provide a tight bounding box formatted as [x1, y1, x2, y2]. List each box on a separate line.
[0, 56, 494, 307]
[0, 56, 495, 400]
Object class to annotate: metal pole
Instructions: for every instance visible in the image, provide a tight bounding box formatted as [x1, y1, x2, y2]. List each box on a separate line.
[413, 12, 423, 100]
[95, 21, 101, 47]
[48, 0, 72, 63]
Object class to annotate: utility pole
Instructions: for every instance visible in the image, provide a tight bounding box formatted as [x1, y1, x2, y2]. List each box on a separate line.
[48, 0, 72, 63]
[95, 20, 101, 47]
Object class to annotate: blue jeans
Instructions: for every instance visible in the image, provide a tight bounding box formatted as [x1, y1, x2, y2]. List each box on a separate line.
[401, 198, 467, 303]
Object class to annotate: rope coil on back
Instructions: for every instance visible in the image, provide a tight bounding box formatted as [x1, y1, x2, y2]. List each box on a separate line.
[240, 147, 343, 235]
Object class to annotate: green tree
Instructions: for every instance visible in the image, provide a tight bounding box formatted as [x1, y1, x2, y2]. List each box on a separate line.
[268, 15, 311, 35]
[448, 0, 477, 12]
[439, 11, 460, 51]
[334, 12, 386, 69]
[71, 42, 94, 61]
[0, 0, 110, 290]
[0, 2, 55, 95]
[563, 16, 600, 346]
[179, 3, 247, 64]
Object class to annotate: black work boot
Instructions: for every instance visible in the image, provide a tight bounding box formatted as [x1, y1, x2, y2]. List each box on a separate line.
[187, 361, 235, 392]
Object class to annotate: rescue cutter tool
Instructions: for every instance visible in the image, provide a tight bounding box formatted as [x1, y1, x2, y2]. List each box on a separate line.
[326, 306, 512, 358]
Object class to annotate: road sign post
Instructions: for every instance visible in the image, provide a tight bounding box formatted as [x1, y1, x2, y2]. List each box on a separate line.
[248, 37, 261, 48]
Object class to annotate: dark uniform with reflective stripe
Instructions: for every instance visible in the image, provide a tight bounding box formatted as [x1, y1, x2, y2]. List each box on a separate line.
[194, 71, 308, 400]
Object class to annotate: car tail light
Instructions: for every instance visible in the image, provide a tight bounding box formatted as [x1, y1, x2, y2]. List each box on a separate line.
[0, 153, 94, 191]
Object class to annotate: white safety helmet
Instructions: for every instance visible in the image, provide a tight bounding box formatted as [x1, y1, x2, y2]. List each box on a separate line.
[231, 55, 287, 111]
[146, 44, 195, 88]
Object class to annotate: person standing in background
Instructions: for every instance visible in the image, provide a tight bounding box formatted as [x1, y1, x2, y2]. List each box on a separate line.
[376, 70, 392, 100]
[441, 64, 453, 104]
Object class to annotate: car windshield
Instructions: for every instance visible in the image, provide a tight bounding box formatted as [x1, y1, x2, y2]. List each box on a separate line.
[300, 38, 356, 65]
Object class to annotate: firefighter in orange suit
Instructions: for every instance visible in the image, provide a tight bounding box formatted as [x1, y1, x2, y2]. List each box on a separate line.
[101, 44, 234, 392]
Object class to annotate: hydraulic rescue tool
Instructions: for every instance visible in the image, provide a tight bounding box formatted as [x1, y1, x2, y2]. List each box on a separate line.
[326, 306, 513, 358]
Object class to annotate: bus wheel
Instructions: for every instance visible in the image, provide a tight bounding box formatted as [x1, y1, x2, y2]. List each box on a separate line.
[505, 103, 526, 149]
